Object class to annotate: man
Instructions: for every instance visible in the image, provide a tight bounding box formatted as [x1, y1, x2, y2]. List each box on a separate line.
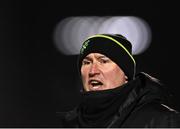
[57, 34, 180, 127]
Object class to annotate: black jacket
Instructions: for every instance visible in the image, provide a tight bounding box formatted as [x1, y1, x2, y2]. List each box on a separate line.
[56, 72, 180, 127]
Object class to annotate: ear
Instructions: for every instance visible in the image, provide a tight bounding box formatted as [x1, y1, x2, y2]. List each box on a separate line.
[125, 75, 128, 83]
[125, 75, 128, 80]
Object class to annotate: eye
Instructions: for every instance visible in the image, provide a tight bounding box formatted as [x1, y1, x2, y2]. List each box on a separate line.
[82, 60, 91, 65]
[100, 58, 110, 64]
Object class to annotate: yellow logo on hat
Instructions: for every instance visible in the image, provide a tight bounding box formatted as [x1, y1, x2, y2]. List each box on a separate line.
[80, 40, 90, 54]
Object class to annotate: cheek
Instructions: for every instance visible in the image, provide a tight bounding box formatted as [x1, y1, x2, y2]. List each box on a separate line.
[81, 67, 90, 91]
[104, 67, 126, 86]
[105, 70, 121, 80]
[81, 67, 88, 82]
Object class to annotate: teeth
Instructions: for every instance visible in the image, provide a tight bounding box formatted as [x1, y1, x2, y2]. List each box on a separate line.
[88, 80, 103, 90]
[92, 86, 100, 89]
[91, 80, 99, 84]
[90, 80, 102, 87]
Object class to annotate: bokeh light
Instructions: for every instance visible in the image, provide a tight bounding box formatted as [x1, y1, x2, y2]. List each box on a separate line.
[53, 16, 152, 55]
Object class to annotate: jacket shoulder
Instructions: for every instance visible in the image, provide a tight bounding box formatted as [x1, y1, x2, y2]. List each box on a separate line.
[138, 72, 162, 86]
[124, 101, 180, 127]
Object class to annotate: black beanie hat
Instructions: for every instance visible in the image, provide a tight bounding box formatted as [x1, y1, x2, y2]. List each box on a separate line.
[78, 34, 136, 80]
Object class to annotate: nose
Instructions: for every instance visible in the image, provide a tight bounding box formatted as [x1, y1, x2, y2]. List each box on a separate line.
[89, 63, 100, 77]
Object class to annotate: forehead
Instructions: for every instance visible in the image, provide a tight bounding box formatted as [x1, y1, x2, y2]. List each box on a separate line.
[85, 53, 108, 58]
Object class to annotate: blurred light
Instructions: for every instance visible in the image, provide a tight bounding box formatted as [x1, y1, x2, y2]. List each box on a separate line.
[53, 16, 152, 55]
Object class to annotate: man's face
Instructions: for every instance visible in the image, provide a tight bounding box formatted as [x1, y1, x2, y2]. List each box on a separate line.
[81, 53, 128, 91]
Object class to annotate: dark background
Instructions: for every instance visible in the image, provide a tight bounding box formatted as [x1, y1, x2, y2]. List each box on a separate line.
[0, 0, 179, 127]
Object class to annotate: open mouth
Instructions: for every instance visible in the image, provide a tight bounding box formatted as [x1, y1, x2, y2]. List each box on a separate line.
[89, 80, 103, 90]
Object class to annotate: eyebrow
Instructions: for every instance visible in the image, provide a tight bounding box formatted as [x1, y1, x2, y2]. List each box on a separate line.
[84, 55, 109, 60]
[97, 56, 109, 59]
